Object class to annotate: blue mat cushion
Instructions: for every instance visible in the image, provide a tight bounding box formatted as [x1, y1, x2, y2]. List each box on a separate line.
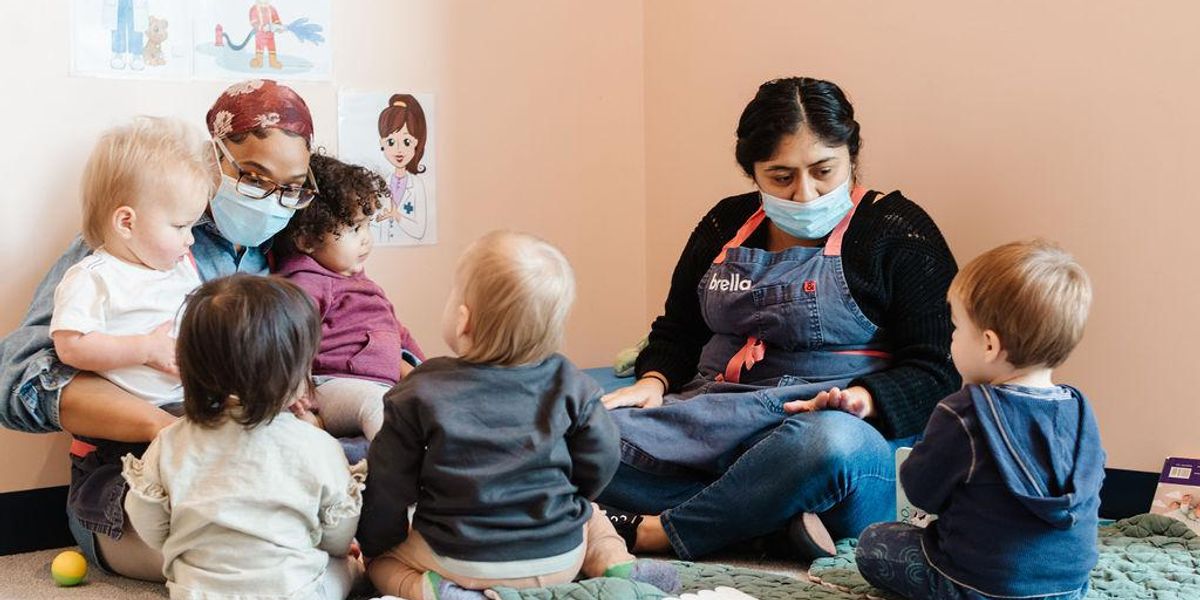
[583, 366, 633, 395]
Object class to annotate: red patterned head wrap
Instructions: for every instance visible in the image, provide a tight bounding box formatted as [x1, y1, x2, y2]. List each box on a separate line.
[205, 79, 313, 145]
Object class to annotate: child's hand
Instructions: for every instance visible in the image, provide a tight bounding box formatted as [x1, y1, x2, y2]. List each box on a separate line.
[142, 321, 178, 376]
[291, 387, 315, 414]
[783, 386, 875, 419]
[291, 404, 325, 429]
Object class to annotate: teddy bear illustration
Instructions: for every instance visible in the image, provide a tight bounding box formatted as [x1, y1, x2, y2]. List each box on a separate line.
[143, 16, 168, 67]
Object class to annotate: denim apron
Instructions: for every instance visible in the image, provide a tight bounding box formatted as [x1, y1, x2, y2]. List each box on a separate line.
[612, 187, 891, 477]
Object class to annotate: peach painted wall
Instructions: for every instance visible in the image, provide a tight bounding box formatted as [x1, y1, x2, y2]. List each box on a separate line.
[0, 1, 647, 493]
[642, 0, 1200, 472]
[3, 0, 1191, 495]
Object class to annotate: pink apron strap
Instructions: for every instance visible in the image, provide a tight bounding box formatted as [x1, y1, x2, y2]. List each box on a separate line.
[823, 186, 870, 257]
[833, 349, 892, 359]
[721, 336, 765, 384]
[713, 209, 766, 265]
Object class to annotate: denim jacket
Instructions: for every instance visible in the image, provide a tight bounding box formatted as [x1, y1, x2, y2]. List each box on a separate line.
[0, 217, 270, 433]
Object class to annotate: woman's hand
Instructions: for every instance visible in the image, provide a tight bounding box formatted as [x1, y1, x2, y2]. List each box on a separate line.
[602, 375, 666, 410]
[142, 321, 179, 376]
[783, 385, 875, 419]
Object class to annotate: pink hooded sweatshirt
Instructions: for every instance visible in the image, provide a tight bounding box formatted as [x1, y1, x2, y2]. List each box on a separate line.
[275, 253, 424, 385]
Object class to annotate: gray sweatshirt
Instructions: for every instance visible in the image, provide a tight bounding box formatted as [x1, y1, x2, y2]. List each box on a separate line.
[356, 354, 620, 561]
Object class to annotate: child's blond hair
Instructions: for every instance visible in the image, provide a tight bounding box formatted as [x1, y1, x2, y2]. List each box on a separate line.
[80, 116, 214, 249]
[456, 231, 575, 366]
[950, 239, 1092, 368]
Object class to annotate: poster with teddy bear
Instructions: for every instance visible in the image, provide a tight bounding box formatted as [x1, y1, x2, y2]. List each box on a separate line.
[70, 0, 193, 80]
[192, 0, 331, 81]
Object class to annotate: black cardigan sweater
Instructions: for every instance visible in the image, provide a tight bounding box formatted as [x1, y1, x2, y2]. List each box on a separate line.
[635, 190, 960, 438]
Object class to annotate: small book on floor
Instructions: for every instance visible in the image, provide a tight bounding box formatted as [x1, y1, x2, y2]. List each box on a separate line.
[895, 447, 936, 527]
[1149, 456, 1200, 534]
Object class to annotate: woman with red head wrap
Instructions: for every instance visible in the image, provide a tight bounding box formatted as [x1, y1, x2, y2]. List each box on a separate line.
[0, 80, 318, 583]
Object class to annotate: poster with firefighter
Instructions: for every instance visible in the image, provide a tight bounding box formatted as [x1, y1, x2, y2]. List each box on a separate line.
[192, 0, 331, 81]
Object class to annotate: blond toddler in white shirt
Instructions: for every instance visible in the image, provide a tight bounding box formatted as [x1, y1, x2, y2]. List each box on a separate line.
[49, 116, 211, 405]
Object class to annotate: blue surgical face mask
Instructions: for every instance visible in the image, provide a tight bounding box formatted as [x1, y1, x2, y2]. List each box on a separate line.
[760, 173, 853, 240]
[209, 173, 296, 247]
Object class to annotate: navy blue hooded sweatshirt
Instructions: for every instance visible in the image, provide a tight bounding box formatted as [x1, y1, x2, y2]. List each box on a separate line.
[900, 384, 1105, 597]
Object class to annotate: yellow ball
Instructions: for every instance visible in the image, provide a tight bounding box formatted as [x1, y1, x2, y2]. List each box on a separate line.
[51, 550, 88, 586]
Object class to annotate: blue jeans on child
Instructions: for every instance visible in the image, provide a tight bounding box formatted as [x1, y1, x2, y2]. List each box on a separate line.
[856, 523, 1089, 600]
[597, 409, 917, 559]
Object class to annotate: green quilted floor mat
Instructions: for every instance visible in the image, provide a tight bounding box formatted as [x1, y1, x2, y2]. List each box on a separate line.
[809, 514, 1200, 600]
[673, 561, 850, 599]
[488, 561, 854, 599]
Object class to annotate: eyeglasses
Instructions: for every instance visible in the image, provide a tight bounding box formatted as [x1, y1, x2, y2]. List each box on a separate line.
[212, 137, 319, 209]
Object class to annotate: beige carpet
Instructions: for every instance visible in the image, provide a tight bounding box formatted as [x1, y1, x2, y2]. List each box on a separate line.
[0, 548, 165, 600]
[0, 547, 807, 600]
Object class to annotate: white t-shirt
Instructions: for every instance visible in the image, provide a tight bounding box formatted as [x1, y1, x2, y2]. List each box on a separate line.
[49, 248, 200, 405]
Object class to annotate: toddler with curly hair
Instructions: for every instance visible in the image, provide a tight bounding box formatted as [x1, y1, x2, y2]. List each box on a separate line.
[275, 154, 424, 440]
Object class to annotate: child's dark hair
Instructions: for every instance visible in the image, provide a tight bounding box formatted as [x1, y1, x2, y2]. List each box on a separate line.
[280, 154, 387, 250]
[178, 274, 320, 429]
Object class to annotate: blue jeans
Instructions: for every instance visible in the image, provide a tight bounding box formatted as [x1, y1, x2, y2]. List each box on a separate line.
[856, 523, 1088, 600]
[598, 409, 914, 559]
[66, 507, 110, 574]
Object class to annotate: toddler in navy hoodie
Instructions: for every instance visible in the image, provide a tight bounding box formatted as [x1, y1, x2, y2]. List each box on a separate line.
[856, 240, 1105, 600]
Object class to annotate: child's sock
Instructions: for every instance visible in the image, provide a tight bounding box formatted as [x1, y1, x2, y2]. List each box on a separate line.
[421, 571, 487, 600]
[604, 559, 682, 594]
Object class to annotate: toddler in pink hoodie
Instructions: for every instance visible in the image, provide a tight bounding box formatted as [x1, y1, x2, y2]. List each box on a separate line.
[276, 154, 424, 440]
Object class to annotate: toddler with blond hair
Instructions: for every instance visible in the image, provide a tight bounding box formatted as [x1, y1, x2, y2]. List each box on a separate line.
[51, 116, 212, 405]
[357, 231, 680, 600]
[855, 240, 1105, 600]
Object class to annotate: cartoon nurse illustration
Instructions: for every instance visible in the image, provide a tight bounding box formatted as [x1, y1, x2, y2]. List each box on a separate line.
[375, 94, 429, 243]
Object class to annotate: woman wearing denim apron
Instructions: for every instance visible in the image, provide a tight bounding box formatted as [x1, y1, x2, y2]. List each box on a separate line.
[0, 80, 317, 582]
[599, 77, 959, 561]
